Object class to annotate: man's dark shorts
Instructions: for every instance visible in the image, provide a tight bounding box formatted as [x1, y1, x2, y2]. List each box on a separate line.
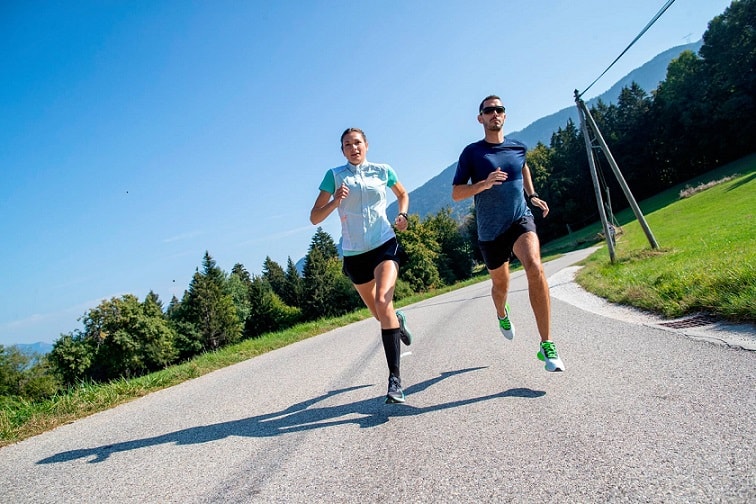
[342, 237, 407, 285]
[478, 215, 537, 271]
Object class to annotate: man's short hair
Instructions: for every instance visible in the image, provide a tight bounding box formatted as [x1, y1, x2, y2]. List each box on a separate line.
[479, 95, 502, 113]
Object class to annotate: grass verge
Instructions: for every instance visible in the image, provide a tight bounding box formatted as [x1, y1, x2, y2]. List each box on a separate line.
[575, 156, 755, 322]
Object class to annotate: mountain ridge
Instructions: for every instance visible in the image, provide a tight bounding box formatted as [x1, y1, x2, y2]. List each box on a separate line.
[387, 41, 703, 221]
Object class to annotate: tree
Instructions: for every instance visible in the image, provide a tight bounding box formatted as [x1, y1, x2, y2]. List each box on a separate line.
[462, 207, 483, 264]
[527, 142, 552, 194]
[542, 118, 592, 240]
[245, 276, 301, 337]
[424, 208, 473, 284]
[602, 83, 657, 200]
[283, 257, 304, 307]
[652, 50, 710, 181]
[301, 229, 359, 319]
[262, 257, 287, 300]
[699, 0, 756, 161]
[48, 331, 96, 386]
[228, 264, 253, 330]
[0, 345, 26, 396]
[0, 345, 60, 399]
[143, 290, 164, 317]
[72, 294, 178, 381]
[173, 252, 242, 353]
[166, 295, 181, 319]
[302, 246, 338, 319]
[309, 227, 339, 260]
[397, 214, 441, 292]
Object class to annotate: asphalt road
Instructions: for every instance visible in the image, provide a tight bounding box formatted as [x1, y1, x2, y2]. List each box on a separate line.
[1, 249, 754, 503]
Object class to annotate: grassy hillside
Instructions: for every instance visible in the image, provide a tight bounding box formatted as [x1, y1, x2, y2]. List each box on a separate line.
[573, 154, 755, 322]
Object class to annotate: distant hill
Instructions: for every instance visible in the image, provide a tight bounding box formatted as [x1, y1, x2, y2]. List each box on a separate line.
[508, 41, 703, 148]
[388, 41, 703, 221]
[15, 342, 53, 355]
[399, 162, 474, 222]
[12, 342, 53, 356]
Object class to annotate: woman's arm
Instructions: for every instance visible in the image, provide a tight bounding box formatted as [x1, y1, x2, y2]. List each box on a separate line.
[390, 181, 410, 231]
[310, 185, 347, 225]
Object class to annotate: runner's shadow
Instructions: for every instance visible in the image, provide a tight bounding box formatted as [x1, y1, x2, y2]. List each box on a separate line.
[38, 367, 544, 465]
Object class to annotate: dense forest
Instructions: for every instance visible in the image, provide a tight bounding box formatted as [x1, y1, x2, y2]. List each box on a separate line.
[2, 0, 753, 400]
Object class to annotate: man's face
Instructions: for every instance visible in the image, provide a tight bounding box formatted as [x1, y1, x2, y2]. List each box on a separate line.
[478, 99, 506, 131]
[341, 131, 368, 165]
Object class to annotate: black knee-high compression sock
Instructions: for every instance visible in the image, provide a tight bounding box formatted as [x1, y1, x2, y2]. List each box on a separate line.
[381, 328, 402, 378]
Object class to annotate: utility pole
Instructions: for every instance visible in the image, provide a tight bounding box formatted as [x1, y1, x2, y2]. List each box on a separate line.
[574, 90, 660, 263]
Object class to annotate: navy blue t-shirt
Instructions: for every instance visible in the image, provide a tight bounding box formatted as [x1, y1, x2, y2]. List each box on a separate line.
[452, 138, 532, 241]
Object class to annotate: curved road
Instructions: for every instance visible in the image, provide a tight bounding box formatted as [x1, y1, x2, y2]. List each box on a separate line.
[2, 249, 754, 503]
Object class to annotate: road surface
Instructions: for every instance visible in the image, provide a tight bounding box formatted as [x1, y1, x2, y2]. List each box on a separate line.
[1, 248, 754, 503]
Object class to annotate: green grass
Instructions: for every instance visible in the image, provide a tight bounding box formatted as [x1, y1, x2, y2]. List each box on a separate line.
[575, 155, 755, 322]
[2, 156, 753, 447]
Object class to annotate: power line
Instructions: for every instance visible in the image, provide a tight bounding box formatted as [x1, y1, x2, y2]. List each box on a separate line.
[578, 0, 677, 98]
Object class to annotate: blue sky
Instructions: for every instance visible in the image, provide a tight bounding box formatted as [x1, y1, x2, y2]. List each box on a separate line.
[0, 0, 732, 346]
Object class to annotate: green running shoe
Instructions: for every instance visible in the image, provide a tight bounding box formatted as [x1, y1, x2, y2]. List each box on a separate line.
[498, 303, 515, 340]
[537, 340, 565, 372]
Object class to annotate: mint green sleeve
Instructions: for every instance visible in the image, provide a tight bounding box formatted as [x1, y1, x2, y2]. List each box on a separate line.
[387, 165, 398, 188]
[318, 170, 335, 194]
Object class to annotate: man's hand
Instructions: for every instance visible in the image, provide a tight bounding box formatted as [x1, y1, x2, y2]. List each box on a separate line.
[530, 197, 549, 217]
[484, 167, 508, 189]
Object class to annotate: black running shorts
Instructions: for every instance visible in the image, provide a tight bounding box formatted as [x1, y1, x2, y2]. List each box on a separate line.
[342, 237, 406, 285]
[478, 215, 537, 270]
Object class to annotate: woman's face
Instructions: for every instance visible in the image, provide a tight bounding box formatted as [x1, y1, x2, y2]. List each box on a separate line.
[341, 131, 368, 165]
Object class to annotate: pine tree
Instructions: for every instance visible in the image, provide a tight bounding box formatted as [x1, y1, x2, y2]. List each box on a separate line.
[283, 256, 304, 307]
[262, 256, 287, 300]
[227, 270, 253, 333]
[302, 229, 354, 319]
[180, 252, 242, 351]
[310, 227, 339, 259]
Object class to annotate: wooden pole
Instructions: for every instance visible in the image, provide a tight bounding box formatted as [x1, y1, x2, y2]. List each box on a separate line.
[579, 96, 660, 250]
[575, 92, 617, 262]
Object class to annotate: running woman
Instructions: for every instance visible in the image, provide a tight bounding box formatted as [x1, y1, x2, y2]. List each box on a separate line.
[310, 127, 414, 402]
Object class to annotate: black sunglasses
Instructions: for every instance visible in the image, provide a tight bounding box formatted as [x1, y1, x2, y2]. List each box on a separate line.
[480, 106, 505, 115]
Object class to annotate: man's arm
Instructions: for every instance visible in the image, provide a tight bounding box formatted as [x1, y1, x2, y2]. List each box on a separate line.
[522, 163, 549, 217]
[451, 181, 486, 201]
[452, 168, 508, 201]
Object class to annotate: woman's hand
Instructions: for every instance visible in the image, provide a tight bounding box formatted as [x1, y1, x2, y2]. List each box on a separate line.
[334, 182, 349, 201]
[394, 213, 409, 232]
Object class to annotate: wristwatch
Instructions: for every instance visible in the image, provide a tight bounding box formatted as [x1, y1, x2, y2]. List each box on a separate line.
[526, 192, 540, 203]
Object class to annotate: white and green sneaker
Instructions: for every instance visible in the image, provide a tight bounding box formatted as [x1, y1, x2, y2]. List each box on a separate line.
[498, 303, 515, 340]
[537, 341, 565, 372]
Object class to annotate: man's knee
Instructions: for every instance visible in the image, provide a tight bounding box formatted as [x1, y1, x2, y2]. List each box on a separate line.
[523, 260, 545, 278]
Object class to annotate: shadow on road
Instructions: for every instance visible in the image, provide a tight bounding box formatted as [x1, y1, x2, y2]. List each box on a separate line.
[38, 367, 545, 465]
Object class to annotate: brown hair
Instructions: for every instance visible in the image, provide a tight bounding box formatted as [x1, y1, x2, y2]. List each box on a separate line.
[340, 127, 367, 147]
